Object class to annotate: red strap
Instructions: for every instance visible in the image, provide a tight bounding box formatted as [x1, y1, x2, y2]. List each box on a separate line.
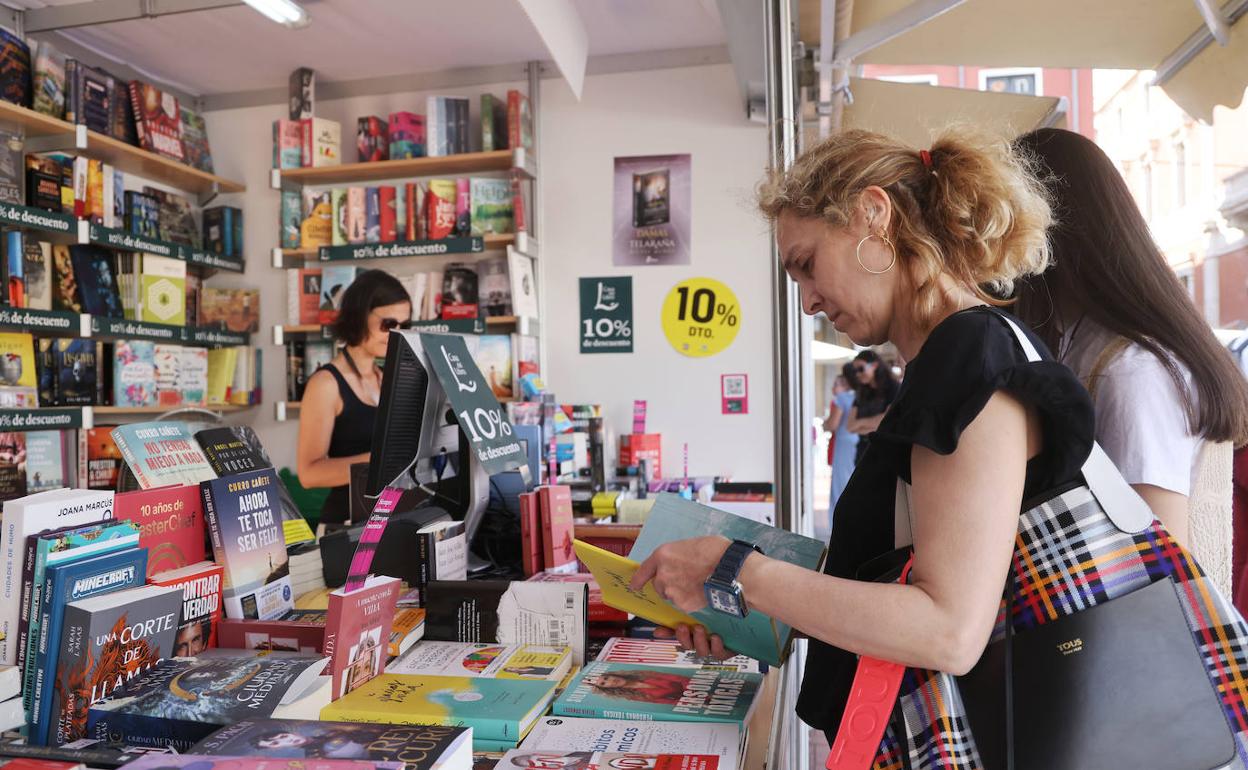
[826, 555, 914, 770]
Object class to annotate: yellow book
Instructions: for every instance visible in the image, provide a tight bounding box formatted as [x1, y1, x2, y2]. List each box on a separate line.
[572, 540, 699, 629]
[205, 347, 237, 405]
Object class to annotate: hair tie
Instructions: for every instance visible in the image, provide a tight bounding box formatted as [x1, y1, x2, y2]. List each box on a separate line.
[919, 149, 933, 169]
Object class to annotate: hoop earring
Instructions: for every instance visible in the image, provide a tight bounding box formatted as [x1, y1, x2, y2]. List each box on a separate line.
[856, 233, 897, 275]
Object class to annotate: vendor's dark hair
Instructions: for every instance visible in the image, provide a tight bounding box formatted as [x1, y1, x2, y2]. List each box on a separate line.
[853, 349, 897, 395]
[1012, 128, 1248, 445]
[330, 269, 411, 347]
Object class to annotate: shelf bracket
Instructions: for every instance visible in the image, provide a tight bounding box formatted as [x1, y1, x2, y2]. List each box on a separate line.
[272, 247, 284, 269]
[82, 406, 94, 430]
[273, 325, 286, 346]
[275, 402, 287, 422]
[197, 181, 221, 207]
[24, 125, 86, 154]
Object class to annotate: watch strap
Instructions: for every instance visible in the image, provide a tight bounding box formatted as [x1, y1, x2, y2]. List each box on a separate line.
[711, 540, 760, 584]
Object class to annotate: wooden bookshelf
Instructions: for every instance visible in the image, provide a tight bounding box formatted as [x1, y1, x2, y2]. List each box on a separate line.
[84, 131, 246, 197]
[277, 149, 517, 186]
[0, 99, 74, 137]
[94, 404, 254, 416]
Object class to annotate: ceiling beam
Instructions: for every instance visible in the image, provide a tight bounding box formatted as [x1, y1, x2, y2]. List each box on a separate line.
[22, 0, 244, 34]
[832, 0, 965, 66]
[515, 0, 587, 100]
[1154, 0, 1248, 86]
[1193, 0, 1231, 45]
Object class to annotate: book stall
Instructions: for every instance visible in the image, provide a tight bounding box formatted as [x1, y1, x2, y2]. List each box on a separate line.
[0, 3, 811, 769]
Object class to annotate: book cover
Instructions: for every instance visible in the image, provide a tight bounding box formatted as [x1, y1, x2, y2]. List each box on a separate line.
[128, 81, 184, 162]
[150, 561, 224, 656]
[202, 207, 241, 257]
[153, 344, 182, 408]
[572, 542, 698, 635]
[453, 179, 470, 237]
[388, 608, 424, 658]
[0, 129, 21, 205]
[289, 67, 314, 120]
[124, 191, 161, 239]
[553, 662, 761, 724]
[387, 112, 424, 160]
[110, 421, 216, 489]
[194, 426, 269, 478]
[51, 339, 96, 406]
[200, 468, 293, 620]
[198, 288, 259, 333]
[140, 255, 187, 325]
[627, 495, 827, 666]
[19, 519, 139, 709]
[0, 330, 34, 400]
[205, 348, 236, 406]
[47, 582, 180, 745]
[23, 239, 52, 311]
[324, 575, 400, 701]
[303, 118, 340, 168]
[27, 166, 62, 213]
[31, 547, 147, 745]
[423, 580, 587, 665]
[23, 431, 62, 493]
[68, 245, 122, 318]
[596, 638, 759, 674]
[179, 347, 208, 407]
[474, 335, 513, 400]
[469, 178, 512, 236]
[86, 159, 104, 223]
[112, 341, 157, 408]
[404, 182, 423, 240]
[273, 119, 303, 170]
[425, 180, 456, 240]
[364, 187, 380, 242]
[440, 264, 477, 320]
[0, 432, 25, 499]
[508, 248, 538, 319]
[280, 190, 301, 248]
[521, 716, 743, 764]
[480, 94, 507, 152]
[356, 116, 387, 163]
[216, 617, 324, 655]
[32, 41, 66, 118]
[539, 486, 575, 574]
[179, 106, 214, 173]
[85, 653, 327, 751]
[319, 266, 357, 325]
[501, 751, 723, 770]
[5, 231, 24, 308]
[79, 429, 122, 490]
[329, 190, 347, 247]
[114, 485, 206, 576]
[297, 269, 321, 325]
[519, 493, 541, 577]
[378, 186, 396, 243]
[188, 717, 472, 768]
[0, 29, 31, 108]
[389, 642, 571, 682]
[528, 572, 626, 624]
[148, 189, 199, 247]
[345, 187, 365, 244]
[300, 190, 332, 250]
[478, 256, 511, 317]
[320, 674, 557, 745]
[123, 756, 403, 770]
[507, 90, 533, 151]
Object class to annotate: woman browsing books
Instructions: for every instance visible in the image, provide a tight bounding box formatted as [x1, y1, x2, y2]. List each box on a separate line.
[629, 128, 1248, 764]
[297, 269, 412, 533]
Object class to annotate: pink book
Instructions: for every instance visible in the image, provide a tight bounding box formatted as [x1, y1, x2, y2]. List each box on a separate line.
[324, 574, 400, 701]
[538, 485, 575, 573]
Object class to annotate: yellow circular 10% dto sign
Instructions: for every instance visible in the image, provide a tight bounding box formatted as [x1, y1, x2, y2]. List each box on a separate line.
[660, 277, 741, 357]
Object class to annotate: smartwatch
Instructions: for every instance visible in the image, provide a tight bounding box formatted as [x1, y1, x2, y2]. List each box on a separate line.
[704, 540, 763, 618]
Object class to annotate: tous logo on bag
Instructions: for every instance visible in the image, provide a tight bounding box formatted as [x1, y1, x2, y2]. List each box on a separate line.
[1056, 638, 1084, 656]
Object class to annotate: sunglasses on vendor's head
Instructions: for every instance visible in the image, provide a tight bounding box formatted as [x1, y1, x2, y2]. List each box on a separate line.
[375, 316, 413, 332]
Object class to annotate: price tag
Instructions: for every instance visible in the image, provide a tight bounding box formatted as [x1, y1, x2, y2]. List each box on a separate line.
[579, 277, 634, 354]
[661, 277, 741, 357]
[421, 333, 527, 476]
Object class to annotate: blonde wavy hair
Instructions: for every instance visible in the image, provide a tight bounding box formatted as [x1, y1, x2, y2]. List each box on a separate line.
[758, 127, 1053, 329]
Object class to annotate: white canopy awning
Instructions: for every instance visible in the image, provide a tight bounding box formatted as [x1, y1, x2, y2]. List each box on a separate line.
[799, 0, 1248, 122]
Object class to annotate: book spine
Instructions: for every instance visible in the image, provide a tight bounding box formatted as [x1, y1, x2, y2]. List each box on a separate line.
[15, 537, 35, 707]
[456, 99, 468, 154]
[35, 599, 82, 745]
[107, 431, 145, 489]
[416, 532, 432, 588]
[300, 119, 312, 168]
[87, 710, 209, 752]
[201, 483, 226, 579]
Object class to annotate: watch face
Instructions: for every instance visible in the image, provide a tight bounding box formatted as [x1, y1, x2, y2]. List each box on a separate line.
[707, 585, 739, 615]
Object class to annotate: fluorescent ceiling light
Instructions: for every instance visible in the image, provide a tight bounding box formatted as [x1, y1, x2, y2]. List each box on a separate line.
[241, 0, 308, 26]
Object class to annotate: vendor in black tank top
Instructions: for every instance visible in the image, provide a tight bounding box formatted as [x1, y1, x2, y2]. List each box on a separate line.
[297, 270, 412, 533]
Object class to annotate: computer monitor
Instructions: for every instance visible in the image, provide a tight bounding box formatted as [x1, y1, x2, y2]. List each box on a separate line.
[365, 330, 490, 550]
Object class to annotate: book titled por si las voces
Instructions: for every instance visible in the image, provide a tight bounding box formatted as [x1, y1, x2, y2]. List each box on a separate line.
[47, 583, 182, 746]
[200, 468, 293, 621]
[187, 717, 472, 770]
[110, 422, 216, 489]
[85, 652, 329, 752]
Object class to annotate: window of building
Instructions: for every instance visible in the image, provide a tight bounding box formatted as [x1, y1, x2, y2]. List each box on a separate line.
[1177, 269, 1195, 299]
[1175, 137, 1187, 208]
[978, 67, 1043, 95]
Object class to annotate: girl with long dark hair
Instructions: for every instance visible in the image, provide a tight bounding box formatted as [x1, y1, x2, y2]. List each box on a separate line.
[846, 348, 899, 463]
[1014, 128, 1248, 595]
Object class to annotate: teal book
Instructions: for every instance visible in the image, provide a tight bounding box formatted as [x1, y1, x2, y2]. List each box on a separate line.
[321, 673, 557, 746]
[552, 661, 762, 724]
[628, 494, 827, 666]
[20, 519, 141, 719]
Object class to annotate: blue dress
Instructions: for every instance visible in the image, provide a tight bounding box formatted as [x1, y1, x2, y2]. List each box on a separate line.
[829, 390, 858, 513]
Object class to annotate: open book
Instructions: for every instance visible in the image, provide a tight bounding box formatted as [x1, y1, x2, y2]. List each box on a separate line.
[576, 494, 826, 666]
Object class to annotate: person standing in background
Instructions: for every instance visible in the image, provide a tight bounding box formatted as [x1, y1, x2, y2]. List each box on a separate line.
[824, 364, 858, 518]
[1013, 128, 1248, 598]
[847, 348, 899, 462]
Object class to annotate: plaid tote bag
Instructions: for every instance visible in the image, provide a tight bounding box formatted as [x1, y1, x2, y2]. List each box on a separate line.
[867, 314, 1248, 770]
